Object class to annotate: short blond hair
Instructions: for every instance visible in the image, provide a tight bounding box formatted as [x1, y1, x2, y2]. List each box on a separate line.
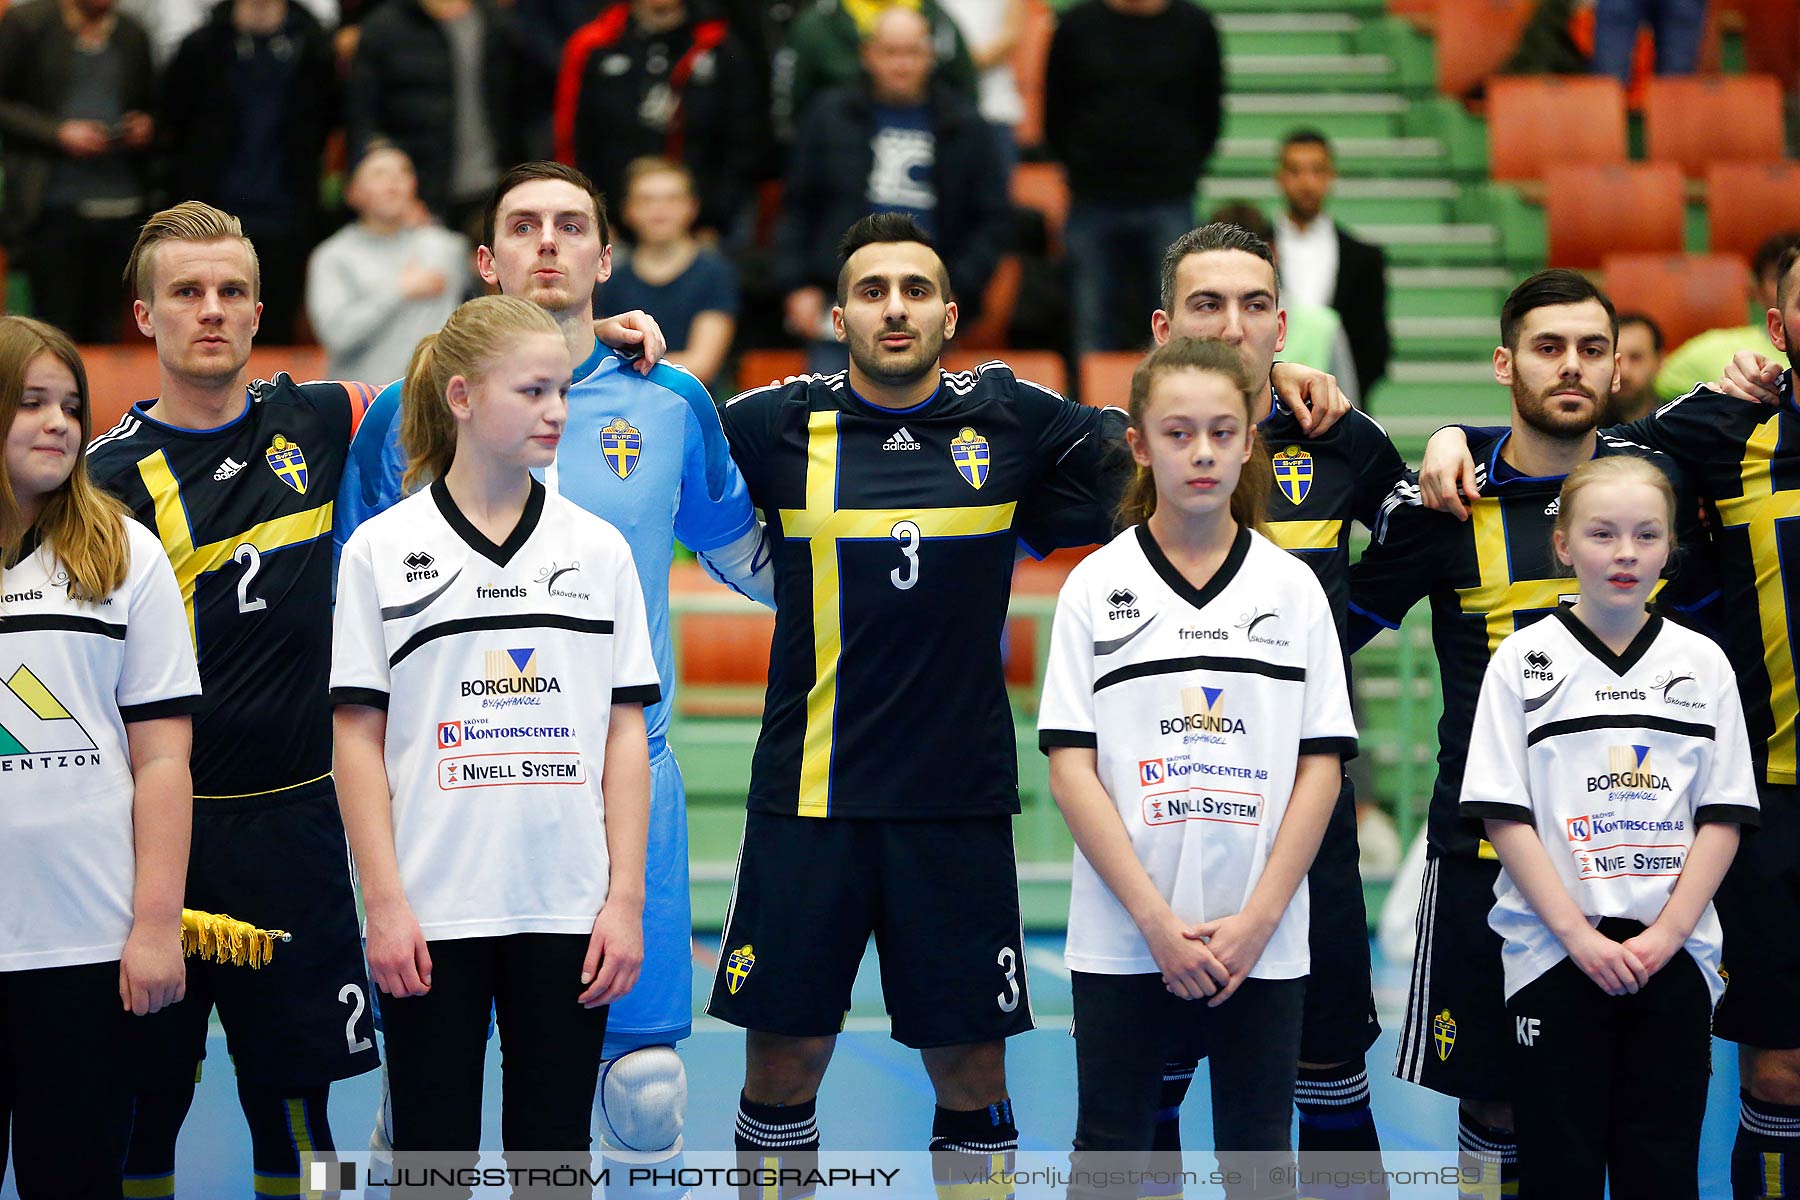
[125, 201, 262, 303]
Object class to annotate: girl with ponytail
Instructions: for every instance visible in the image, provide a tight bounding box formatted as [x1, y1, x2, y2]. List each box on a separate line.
[331, 296, 659, 1176]
[1037, 337, 1354, 1199]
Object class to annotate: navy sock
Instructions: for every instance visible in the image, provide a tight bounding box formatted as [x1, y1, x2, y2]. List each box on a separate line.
[930, 1101, 1018, 1200]
[734, 1094, 819, 1200]
[1455, 1111, 1518, 1200]
[1733, 1091, 1800, 1199]
[1295, 1060, 1385, 1198]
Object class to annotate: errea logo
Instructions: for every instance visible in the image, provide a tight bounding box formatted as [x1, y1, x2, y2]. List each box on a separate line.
[1106, 588, 1140, 620]
[404, 551, 439, 583]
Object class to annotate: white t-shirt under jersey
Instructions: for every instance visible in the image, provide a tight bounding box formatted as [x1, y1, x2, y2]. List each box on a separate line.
[1, 520, 201, 971]
[330, 479, 660, 941]
[1460, 608, 1759, 1004]
[1037, 524, 1357, 977]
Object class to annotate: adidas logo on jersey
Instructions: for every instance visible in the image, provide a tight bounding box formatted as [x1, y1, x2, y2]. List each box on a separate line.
[883, 427, 921, 451]
[213, 456, 247, 481]
[1544, 497, 1560, 516]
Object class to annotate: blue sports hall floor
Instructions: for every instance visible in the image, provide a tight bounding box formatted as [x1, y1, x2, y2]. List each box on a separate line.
[3, 934, 1745, 1197]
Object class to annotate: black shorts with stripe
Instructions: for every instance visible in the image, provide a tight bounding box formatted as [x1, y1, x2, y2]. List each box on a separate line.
[1394, 853, 1509, 1101]
[706, 811, 1034, 1048]
[1714, 782, 1800, 1048]
[130, 779, 379, 1091]
[1301, 774, 1381, 1063]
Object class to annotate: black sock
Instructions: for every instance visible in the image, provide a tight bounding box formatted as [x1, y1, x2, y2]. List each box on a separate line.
[1733, 1091, 1800, 1199]
[1138, 1060, 1194, 1200]
[121, 1059, 200, 1199]
[240, 1081, 337, 1198]
[735, 1093, 820, 1200]
[930, 1101, 1018, 1200]
[1295, 1059, 1386, 1198]
[1455, 1111, 1518, 1200]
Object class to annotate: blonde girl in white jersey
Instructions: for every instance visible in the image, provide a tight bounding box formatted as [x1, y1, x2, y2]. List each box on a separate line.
[332, 296, 656, 1188]
[1462, 455, 1756, 1197]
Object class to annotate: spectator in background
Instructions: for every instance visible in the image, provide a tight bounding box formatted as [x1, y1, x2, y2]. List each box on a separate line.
[936, 0, 1025, 173]
[0, 0, 155, 343]
[1656, 230, 1798, 400]
[780, 0, 976, 138]
[305, 143, 472, 385]
[1593, 0, 1706, 82]
[1606, 311, 1664, 424]
[347, 0, 542, 239]
[1274, 129, 1392, 402]
[554, 0, 762, 240]
[161, 0, 339, 344]
[605, 157, 738, 391]
[1211, 201, 1361, 405]
[721, 0, 804, 153]
[775, 5, 1008, 373]
[120, 0, 338, 66]
[1046, 0, 1222, 356]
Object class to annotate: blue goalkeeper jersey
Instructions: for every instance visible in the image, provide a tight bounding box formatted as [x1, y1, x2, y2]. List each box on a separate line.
[335, 339, 758, 745]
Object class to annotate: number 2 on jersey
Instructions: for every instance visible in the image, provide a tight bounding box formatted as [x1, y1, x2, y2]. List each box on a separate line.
[233, 543, 267, 614]
[891, 520, 922, 590]
[340, 983, 372, 1054]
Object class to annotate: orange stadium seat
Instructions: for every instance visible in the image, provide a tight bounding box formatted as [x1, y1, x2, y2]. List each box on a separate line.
[1011, 0, 1055, 151]
[1487, 76, 1627, 180]
[1435, 0, 1533, 99]
[1011, 162, 1070, 256]
[1546, 163, 1685, 269]
[1602, 253, 1752, 349]
[1706, 161, 1800, 262]
[1645, 75, 1786, 178]
[1079, 350, 1138, 409]
[943, 347, 1066, 393]
[735, 348, 806, 395]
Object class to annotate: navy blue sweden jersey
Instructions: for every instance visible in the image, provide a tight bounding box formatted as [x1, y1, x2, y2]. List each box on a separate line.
[722, 362, 1128, 819]
[87, 376, 372, 797]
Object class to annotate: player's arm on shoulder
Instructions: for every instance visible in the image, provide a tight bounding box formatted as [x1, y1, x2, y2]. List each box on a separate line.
[1417, 423, 1508, 520]
[1269, 361, 1351, 436]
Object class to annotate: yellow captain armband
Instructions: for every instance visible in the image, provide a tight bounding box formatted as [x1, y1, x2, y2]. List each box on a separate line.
[180, 908, 292, 969]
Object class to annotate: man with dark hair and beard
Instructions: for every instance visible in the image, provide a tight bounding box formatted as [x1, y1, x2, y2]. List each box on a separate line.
[1416, 250, 1800, 1200]
[700, 210, 1128, 1200]
[1345, 269, 1712, 1200]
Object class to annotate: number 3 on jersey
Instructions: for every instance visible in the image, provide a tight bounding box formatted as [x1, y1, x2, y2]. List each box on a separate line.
[891, 520, 922, 590]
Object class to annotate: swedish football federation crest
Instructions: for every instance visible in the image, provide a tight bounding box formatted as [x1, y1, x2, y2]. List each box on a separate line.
[1433, 1008, 1457, 1061]
[264, 435, 308, 494]
[725, 944, 756, 994]
[1272, 444, 1311, 506]
[950, 427, 989, 490]
[601, 417, 642, 480]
